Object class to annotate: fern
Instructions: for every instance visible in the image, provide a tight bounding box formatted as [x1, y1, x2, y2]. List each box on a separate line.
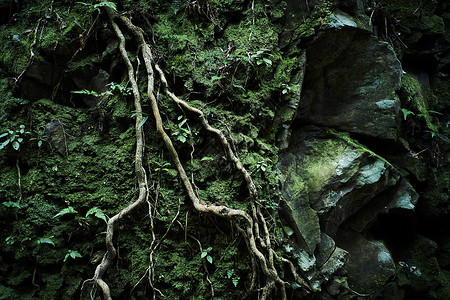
[172, 0, 183, 15]
[94, 2, 117, 11]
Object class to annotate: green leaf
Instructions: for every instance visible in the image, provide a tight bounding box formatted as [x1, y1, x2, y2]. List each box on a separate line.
[232, 277, 239, 287]
[206, 255, 213, 264]
[64, 250, 82, 262]
[53, 206, 78, 218]
[0, 139, 10, 150]
[93, 1, 117, 11]
[69, 250, 82, 259]
[71, 89, 100, 96]
[3, 201, 21, 208]
[172, 0, 183, 14]
[201, 252, 207, 259]
[232, 84, 245, 91]
[130, 111, 144, 118]
[401, 108, 415, 120]
[263, 58, 272, 66]
[201, 156, 214, 161]
[138, 116, 148, 130]
[178, 119, 187, 128]
[86, 207, 107, 223]
[5, 236, 15, 245]
[0, 132, 9, 138]
[177, 135, 187, 143]
[12, 141, 20, 150]
[38, 140, 43, 147]
[37, 237, 55, 247]
[211, 76, 225, 82]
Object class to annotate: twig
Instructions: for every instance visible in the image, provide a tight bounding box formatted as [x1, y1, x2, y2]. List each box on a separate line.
[15, 18, 42, 84]
[30, 266, 40, 298]
[16, 158, 22, 204]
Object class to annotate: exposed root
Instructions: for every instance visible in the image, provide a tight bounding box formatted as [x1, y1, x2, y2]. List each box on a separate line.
[15, 18, 42, 84]
[107, 6, 289, 298]
[86, 5, 307, 299]
[82, 7, 149, 300]
[16, 158, 22, 204]
[154, 64, 286, 296]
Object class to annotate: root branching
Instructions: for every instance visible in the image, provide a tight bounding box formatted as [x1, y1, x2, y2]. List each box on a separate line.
[85, 5, 310, 299]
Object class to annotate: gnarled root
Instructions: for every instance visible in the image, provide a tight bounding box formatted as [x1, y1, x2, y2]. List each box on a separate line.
[88, 5, 310, 299]
[82, 7, 149, 300]
[113, 11, 287, 299]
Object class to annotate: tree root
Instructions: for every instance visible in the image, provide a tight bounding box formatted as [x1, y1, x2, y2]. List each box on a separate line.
[119, 12, 286, 299]
[86, 6, 309, 299]
[82, 7, 149, 300]
[14, 18, 41, 84]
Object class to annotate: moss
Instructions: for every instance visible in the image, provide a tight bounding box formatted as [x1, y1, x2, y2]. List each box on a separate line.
[401, 73, 439, 133]
[290, 0, 337, 41]
[327, 129, 396, 169]
[407, 236, 450, 298]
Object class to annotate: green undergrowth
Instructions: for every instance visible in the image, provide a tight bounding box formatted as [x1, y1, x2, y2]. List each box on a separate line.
[0, 0, 94, 75]
[0, 0, 296, 298]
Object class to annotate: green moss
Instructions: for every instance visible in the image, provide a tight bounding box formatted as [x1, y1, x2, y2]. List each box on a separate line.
[407, 236, 450, 298]
[292, 1, 337, 40]
[401, 73, 439, 133]
[328, 129, 395, 169]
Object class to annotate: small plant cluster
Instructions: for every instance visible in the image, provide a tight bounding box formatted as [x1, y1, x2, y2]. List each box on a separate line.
[3, 204, 107, 264]
[201, 246, 213, 264]
[226, 269, 240, 287]
[0, 125, 30, 151]
[71, 81, 132, 98]
[172, 115, 191, 143]
[54, 205, 108, 224]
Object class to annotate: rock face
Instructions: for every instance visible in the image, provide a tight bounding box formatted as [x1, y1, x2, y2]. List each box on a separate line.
[277, 125, 402, 293]
[337, 229, 397, 295]
[299, 12, 403, 140]
[278, 126, 399, 246]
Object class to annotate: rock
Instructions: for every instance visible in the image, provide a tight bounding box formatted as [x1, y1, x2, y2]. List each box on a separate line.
[306, 245, 348, 292]
[44, 120, 69, 156]
[315, 233, 336, 268]
[337, 0, 367, 16]
[337, 229, 396, 295]
[295, 248, 316, 272]
[346, 179, 419, 232]
[19, 58, 56, 100]
[318, 247, 348, 281]
[299, 13, 402, 139]
[401, 236, 450, 299]
[73, 69, 110, 107]
[275, 50, 307, 150]
[277, 126, 399, 242]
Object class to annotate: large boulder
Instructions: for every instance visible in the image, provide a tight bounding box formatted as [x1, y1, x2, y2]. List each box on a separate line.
[277, 126, 399, 250]
[299, 12, 403, 139]
[345, 178, 419, 232]
[337, 229, 397, 295]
